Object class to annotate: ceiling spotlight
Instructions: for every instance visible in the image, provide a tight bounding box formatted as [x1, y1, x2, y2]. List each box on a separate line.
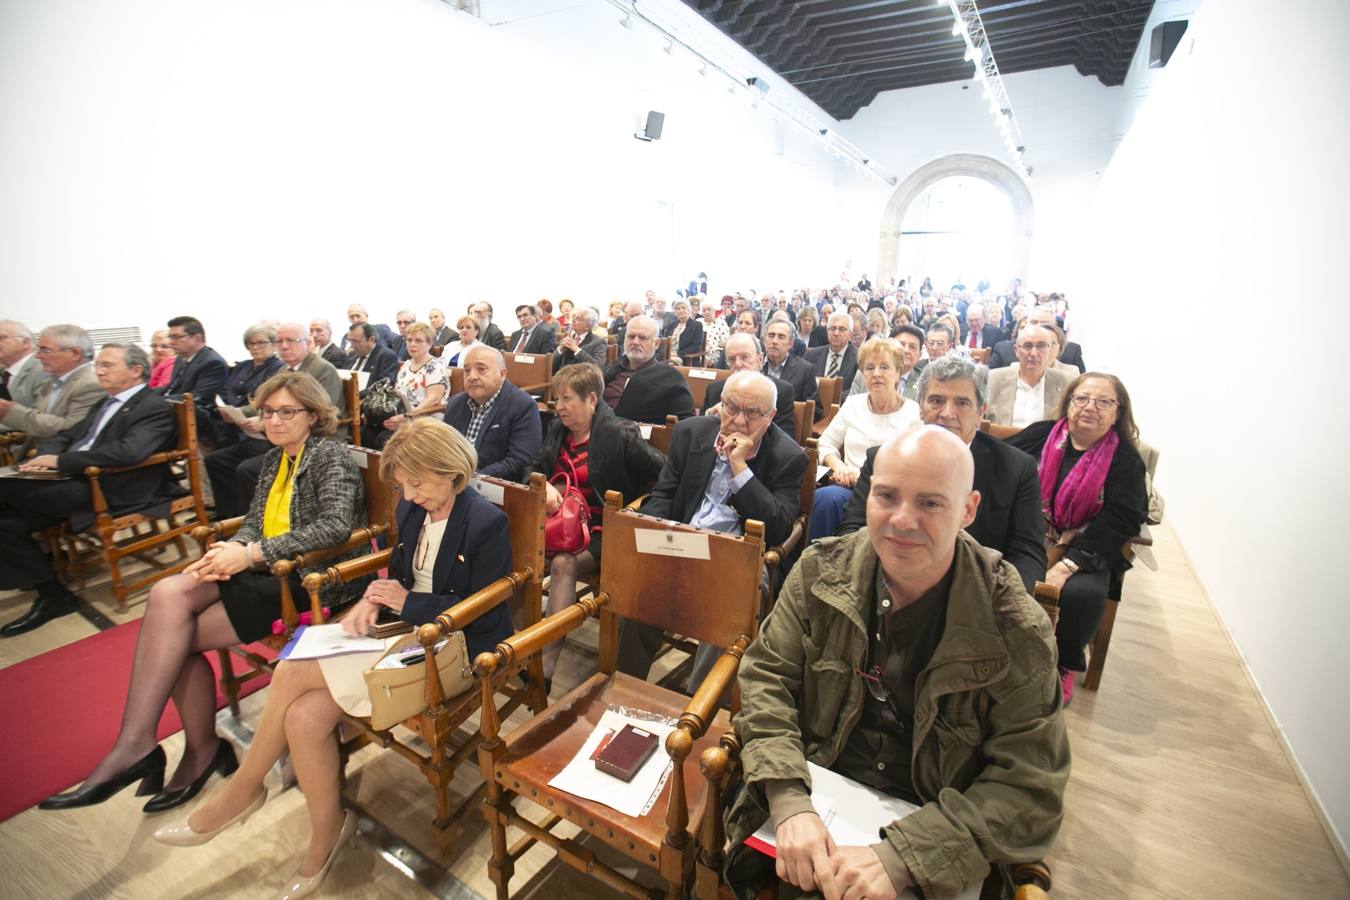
[819, 128, 829, 136]
[619, 13, 631, 29]
[746, 76, 770, 95]
[698, 63, 707, 76]
[952, 18, 966, 36]
[663, 41, 673, 55]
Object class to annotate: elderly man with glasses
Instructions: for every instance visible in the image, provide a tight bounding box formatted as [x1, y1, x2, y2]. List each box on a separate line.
[986, 324, 1071, 428]
[0, 325, 104, 455]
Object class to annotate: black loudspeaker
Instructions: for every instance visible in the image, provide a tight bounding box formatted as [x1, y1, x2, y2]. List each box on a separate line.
[1149, 20, 1188, 68]
[635, 110, 664, 142]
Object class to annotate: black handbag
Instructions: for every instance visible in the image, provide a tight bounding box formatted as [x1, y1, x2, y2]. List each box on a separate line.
[360, 378, 407, 430]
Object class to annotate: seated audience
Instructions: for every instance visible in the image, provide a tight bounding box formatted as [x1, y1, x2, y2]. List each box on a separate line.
[427, 307, 453, 348]
[507, 304, 556, 355]
[838, 354, 1047, 593]
[537, 298, 557, 329]
[526, 363, 665, 684]
[1043, 323, 1082, 378]
[795, 305, 827, 349]
[0, 324, 103, 456]
[153, 419, 506, 897]
[161, 316, 228, 431]
[390, 310, 416, 362]
[1008, 373, 1148, 704]
[0, 343, 176, 637]
[987, 324, 1072, 428]
[961, 303, 1002, 350]
[309, 319, 347, 367]
[443, 345, 542, 481]
[440, 315, 482, 366]
[762, 319, 819, 419]
[651, 295, 678, 336]
[864, 308, 889, 341]
[700, 299, 731, 363]
[609, 300, 645, 348]
[210, 323, 283, 445]
[146, 328, 177, 389]
[551, 306, 606, 368]
[0, 321, 41, 424]
[806, 313, 860, 388]
[1028, 307, 1085, 372]
[723, 426, 1069, 899]
[362, 322, 448, 448]
[811, 338, 921, 539]
[620, 370, 807, 684]
[602, 315, 695, 423]
[669, 298, 704, 364]
[343, 321, 400, 387]
[471, 301, 507, 352]
[40, 371, 368, 812]
[339, 303, 396, 352]
[703, 333, 795, 436]
[849, 323, 923, 400]
[555, 298, 574, 333]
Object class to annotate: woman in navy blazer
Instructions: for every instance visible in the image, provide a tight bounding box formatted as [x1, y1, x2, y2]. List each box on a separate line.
[154, 419, 512, 896]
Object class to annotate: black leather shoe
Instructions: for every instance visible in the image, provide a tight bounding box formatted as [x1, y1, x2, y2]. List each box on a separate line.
[0, 591, 80, 637]
[39, 746, 167, 810]
[142, 739, 239, 813]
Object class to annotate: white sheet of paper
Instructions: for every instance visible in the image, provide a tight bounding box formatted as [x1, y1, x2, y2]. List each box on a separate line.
[547, 709, 675, 817]
[342, 368, 370, 390]
[816, 464, 831, 484]
[748, 762, 980, 900]
[638, 423, 653, 439]
[689, 368, 717, 380]
[217, 404, 247, 425]
[286, 623, 385, 660]
[469, 475, 505, 505]
[633, 529, 710, 560]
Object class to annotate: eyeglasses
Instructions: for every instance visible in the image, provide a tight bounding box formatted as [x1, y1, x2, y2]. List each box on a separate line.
[396, 320, 415, 327]
[1017, 342, 1052, 352]
[259, 406, 309, 420]
[276, 337, 306, 346]
[856, 666, 905, 732]
[926, 340, 949, 349]
[246, 340, 275, 348]
[720, 399, 768, 423]
[168, 332, 189, 341]
[1069, 395, 1118, 411]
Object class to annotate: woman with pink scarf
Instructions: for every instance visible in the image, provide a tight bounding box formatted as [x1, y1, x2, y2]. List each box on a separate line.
[1008, 373, 1147, 705]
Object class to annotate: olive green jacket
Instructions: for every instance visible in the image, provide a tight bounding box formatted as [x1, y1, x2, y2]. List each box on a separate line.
[725, 529, 1070, 899]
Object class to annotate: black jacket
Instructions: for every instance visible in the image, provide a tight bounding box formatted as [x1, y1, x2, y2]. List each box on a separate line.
[1058, 342, 1086, 373]
[837, 432, 1047, 593]
[164, 346, 228, 415]
[390, 490, 514, 659]
[988, 340, 1016, 369]
[506, 327, 556, 356]
[1007, 420, 1147, 576]
[766, 354, 820, 419]
[45, 385, 178, 531]
[552, 332, 608, 369]
[481, 322, 507, 352]
[702, 374, 796, 438]
[319, 344, 348, 367]
[806, 344, 858, 390]
[640, 415, 806, 548]
[673, 319, 705, 362]
[345, 342, 400, 389]
[442, 381, 542, 482]
[527, 401, 666, 510]
[603, 358, 695, 424]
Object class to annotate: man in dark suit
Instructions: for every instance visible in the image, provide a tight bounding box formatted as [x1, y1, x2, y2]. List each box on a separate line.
[702, 334, 794, 435]
[988, 338, 1016, 369]
[506, 304, 557, 356]
[763, 319, 819, 419]
[469, 302, 507, 351]
[551, 307, 607, 369]
[442, 345, 542, 481]
[620, 370, 806, 682]
[1025, 308, 1084, 372]
[805, 311, 859, 388]
[601, 315, 695, 424]
[390, 309, 417, 362]
[0, 343, 177, 635]
[959, 305, 1004, 351]
[309, 318, 348, 367]
[607, 300, 644, 351]
[650, 295, 679, 337]
[162, 315, 227, 419]
[427, 308, 454, 349]
[339, 303, 397, 352]
[343, 323, 400, 388]
[837, 354, 1046, 593]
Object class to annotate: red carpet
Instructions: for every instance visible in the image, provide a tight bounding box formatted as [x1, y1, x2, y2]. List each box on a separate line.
[0, 619, 275, 822]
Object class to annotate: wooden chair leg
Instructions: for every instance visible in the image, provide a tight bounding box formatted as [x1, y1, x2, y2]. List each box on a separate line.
[483, 781, 514, 900]
[1084, 598, 1119, 691]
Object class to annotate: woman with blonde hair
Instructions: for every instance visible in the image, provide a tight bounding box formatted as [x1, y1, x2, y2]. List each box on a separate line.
[154, 418, 514, 897]
[366, 321, 449, 448]
[147, 328, 177, 388]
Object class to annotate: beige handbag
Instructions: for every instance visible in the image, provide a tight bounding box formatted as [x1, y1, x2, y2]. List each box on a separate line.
[362, 630, 473, 732]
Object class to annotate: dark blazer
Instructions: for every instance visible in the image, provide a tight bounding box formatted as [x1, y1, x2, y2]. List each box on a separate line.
[673, 319, 704, 362]
[802, 326, 829, 349]
[345, 342, 400, 388]
[766, 354, 820, 419]
[988, 340, 1016, 369]
[701, 374, 796, 437]
[506, 327, 556, 356]
[339, 323, 397, 352]
[391, 338, 409, 362]
[164, 346, 228, 415]
[44, 385, 178, 530]
[527, 402, 666, 518]
[319, 344, 347, 367]
[806, 344, 858, 390]
[960, 324, 1005, 350]
[219, 357, 284, 408]
[1008, 421, 1147, 576]
[390, 490, 513, 659]
[430, 325, 454, 348]
[603, 358, 696, 424]
[552, 332, 608, 369]
[657, 311, 679, 337]
[442, 381, 542, 482]
[640, 415, 806, 547]
[1058, 342, 1086, 373]
[481, 322, 507, 352]
[838, 432, 1047, 593]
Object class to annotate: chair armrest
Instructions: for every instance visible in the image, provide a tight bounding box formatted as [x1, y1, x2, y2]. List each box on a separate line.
[83, 448, 190, 478]
[428, 570, 529, 638]
[1033, 583, 1060, 604]
[763, 520, 805, 568]
[624, 493, 650, 511]
[473, 589, 609, 678]
[290, 524, 389, 569]
[1011, 860, 1052, 899]
[676, 637, 748, 742]
[191, 516, 246, 549]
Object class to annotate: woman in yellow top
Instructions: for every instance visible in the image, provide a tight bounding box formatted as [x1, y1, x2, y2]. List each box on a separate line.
[40, 372, 370, 818]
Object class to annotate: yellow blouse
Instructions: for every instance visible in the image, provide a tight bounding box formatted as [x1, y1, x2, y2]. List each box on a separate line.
[262, 447, 303, 539]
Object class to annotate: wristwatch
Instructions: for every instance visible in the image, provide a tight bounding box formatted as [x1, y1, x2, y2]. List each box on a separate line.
[1061, 558, 1080, 574]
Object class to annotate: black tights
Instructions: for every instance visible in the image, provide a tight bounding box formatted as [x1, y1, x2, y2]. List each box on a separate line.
[1056, 569, 1110, 672]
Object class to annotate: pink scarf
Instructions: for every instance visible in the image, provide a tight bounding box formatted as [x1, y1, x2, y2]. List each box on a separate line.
[1038, 418, 1118, 531]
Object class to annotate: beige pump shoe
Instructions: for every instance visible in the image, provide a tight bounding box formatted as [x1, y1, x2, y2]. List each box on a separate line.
[152, 787, 267, 847]
[278, 810, 356, 900]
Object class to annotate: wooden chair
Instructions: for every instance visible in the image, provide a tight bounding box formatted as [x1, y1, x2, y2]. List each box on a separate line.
[762, 443, 816, 605]
[53, 397, 210, 610]
[657, 335, 672, 364]
[640, 414, 679, 456]
[674, 365, 730, 411]
[448, 366, 466, 397]
[0, 431, 28, 466]
[476, 494, 766, 899]
[335, 373, 361, 445]
[681, 333, 707, 368]
[302, 473, 550, 852]
[505, 351, 553, 401]
[196, 444, 402, 716]
[971, 347, 992, 364]
[811, 376, 843, 437]
[605, 335, 618, 366]
[791, 400, 812, 446]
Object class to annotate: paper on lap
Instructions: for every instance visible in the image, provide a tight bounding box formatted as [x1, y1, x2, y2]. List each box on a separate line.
[281, 623, 385, 660]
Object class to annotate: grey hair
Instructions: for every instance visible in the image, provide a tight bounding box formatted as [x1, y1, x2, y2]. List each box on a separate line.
[917, 352, 989, 408]
[827, 312, 852, 330]
[101, 342, 152, 381]
[625, 314, 659, 337]
[926, 321, 956, 344]
[722, 332, 761, 361]
[672, 298, 689, 311]
[40, 324, 94, 360]
[243, 322, 277, 346]
[0, 320, 33, 343]
[723, 369, 777, 413]
[463, 343, 505, 369]
[573, 307, 598, 330]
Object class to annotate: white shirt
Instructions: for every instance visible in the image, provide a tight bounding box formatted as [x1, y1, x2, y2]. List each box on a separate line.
[1012, 371, 1047, 428]
[817, 392, 922, 469]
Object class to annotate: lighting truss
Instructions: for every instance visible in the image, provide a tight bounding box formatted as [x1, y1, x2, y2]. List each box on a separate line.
[943, 0, 1030, 178]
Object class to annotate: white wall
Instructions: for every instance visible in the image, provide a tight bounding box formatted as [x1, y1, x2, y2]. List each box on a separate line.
[837, 64, 1122, 292]
[1073, 0, 1350, 850]
[0, 0, 880, 356]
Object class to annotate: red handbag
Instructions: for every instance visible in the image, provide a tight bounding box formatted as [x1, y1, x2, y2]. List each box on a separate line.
[544, 452, 591, 555]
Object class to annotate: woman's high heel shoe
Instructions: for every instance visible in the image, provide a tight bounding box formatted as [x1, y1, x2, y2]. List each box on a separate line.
[38, 746, 167, 811]
[142, 738, 238, 813]
[152, 787, 267, 847]
[278, 810, 356, 899]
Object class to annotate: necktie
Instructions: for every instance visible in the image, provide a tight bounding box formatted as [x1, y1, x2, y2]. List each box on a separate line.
[0, 369, 10, 401]
[515, 330, 528, 352]
[73, 396, 117, 451]
[969, 330, 977, 348]
[826, 352, 840, 378]
[355, 356, 367, 372]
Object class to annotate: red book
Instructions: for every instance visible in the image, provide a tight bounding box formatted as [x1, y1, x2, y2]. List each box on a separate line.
[594, 723, 660, 782]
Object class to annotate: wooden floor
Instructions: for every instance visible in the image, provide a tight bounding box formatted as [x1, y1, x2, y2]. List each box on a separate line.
[1, 521, 1347, 899]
